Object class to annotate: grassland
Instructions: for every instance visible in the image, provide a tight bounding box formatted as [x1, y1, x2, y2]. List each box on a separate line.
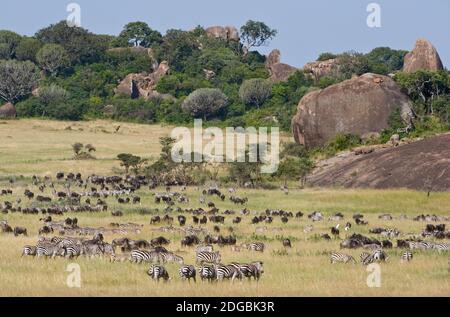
[0, 119, 449, 297]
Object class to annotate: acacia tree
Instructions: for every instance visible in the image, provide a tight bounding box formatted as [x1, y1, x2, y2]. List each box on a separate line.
[118, 22, 162, 47]
[0, 60, 40, 103]
[182, 88, 228, 120]
[240, 20, 277, 56]
[37, 44, 70, 76]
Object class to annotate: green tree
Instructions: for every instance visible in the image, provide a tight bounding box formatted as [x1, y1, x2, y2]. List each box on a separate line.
[0, 30, 22, 59]
[117, 153, 146, 174]
[181, 88, 228, 120]
[240, 21, 277, 56]
[239, 78, 272, 109]
[317, 52, 337, 61]
[118, 21, 162, 47]
[35, 21, 109, 64]
[38, 85, 69, 116]
[37, 44, 70, 76]
[0, 60, 40, 103]
[15, 37, 43, 62]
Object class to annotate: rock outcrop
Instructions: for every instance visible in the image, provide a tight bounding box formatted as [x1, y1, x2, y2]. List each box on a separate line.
[266, 49, 298, 82]
[0, 102, 16, 118]
[292, 73, 414, 149]
[303, 59, 339, 81]
[403, 38, 444, 73]
[114, 61, 172, 100]
[308, 133, 450, 191]
[205, 26, 240, 42]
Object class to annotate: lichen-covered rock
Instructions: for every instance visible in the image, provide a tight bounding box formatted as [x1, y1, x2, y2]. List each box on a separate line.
[292, 73, 414, 149]
[403, 38, 444, 73]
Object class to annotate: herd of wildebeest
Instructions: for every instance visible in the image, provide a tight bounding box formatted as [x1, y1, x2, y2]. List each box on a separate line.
[1, 172, 449, 282]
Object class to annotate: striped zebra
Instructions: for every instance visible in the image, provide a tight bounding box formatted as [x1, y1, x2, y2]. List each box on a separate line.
[36, 244, 65, 258]
[82, 242, 104, 257]
[330, 252, 356, 264]
[432, 243, 450, 252]
[179, 265, 196, 282]
[408, 241, 433, 250]
[196, 245, 214, 253]
[130, 250, 160, 264]
[401, 251, 413, 262]
[241, 242, 265, 252]
[196, 251, 221, 265]
[198, 265, 216, 282]
[361, 250, 388, 266]
[147, 265, 169, 282]
[22, 245, 37, 257]
[230, 261, 264, 281]
[64, 245, 83, 258]
[360, 252, 371, 264]
[160, 252, 184, 264]
[214, 264, 243, 282]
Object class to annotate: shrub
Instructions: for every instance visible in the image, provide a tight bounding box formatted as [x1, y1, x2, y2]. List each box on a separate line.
[239, 78, 272, 109]
[181, 88, 228, 120]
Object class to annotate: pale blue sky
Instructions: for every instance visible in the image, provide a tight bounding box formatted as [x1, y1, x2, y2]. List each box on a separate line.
[0, 0, 449, 68]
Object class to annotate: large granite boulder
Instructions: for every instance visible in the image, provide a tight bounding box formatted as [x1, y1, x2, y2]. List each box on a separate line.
[403, 39, 444, 73]
[0, 102, 16, 118]
[266, 49, 298, 82]
[303, 58, 339, 81]
[114, 61, 171, 100]
[292, 73, 415, 149]
[205, 26, 240, 42]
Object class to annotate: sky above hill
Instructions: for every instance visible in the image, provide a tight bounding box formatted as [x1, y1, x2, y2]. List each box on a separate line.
[1, 0, 449, 68]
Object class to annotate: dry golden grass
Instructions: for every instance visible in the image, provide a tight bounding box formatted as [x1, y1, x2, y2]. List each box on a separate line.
[0, 119, 449, 297]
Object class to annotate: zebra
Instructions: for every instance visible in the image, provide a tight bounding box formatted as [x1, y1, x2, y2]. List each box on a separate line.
[102, 243, 116, 256]
[198, 265, 216, 282]
[36, 244, 65, 258]
[330, 252, 356, 264]
[179, 265, 196, 282]
[361, 250, 388, 266]
[22, 245, 37, 257]
[432, 243, 450, 252]
[82, 242, 104, 258]
[147, 265, 169, 282]
[64, 245, 83, 258]
[230, 261, 264, 281]
[130, 250, 161, 264]
[408, 241, 432, 250]
[196, 245, 214, 253]
[160, 252, 184, 264]
[241, 242, 265, 252]
[401, 251, 413, 262]
[214, 264, 243, 282]
[196, 251, 221, 265]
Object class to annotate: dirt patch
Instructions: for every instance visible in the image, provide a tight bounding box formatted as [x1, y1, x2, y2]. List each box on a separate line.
[308, 133, 450, 191]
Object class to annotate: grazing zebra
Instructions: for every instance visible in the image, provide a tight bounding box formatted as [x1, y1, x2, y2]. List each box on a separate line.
[179, 265, 196, 282]
[401, 251, 413, 262]
[82, 243, 104, 257]
[241, 242, 265, 252]
[432, 243, 450, 252]
[196, 245, 214, 253]
[130, 250, 161, 264]
[360, 252, 371, 264]
[36, 244, 65, 258]
[198, 265, 216, 282]
[22, 245, 37, 257]
[408, 241, 432, 250]
[196, 251, 221, 265]
[64, 245, 83, 258]
[160, 252, 184, 264]
[330, 252, 356, 264]
[361, 250, 388, 266]
[147, 265, 169, 282]
[102, 243, 116, 256]
[230, 261, 264, 281]
[214, 264, 243, 282]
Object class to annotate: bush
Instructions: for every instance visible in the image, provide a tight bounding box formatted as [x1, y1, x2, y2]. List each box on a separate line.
[182, 88, 228, 120]
[239, 78, 272, 109]
[321, 134, 362, 157]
